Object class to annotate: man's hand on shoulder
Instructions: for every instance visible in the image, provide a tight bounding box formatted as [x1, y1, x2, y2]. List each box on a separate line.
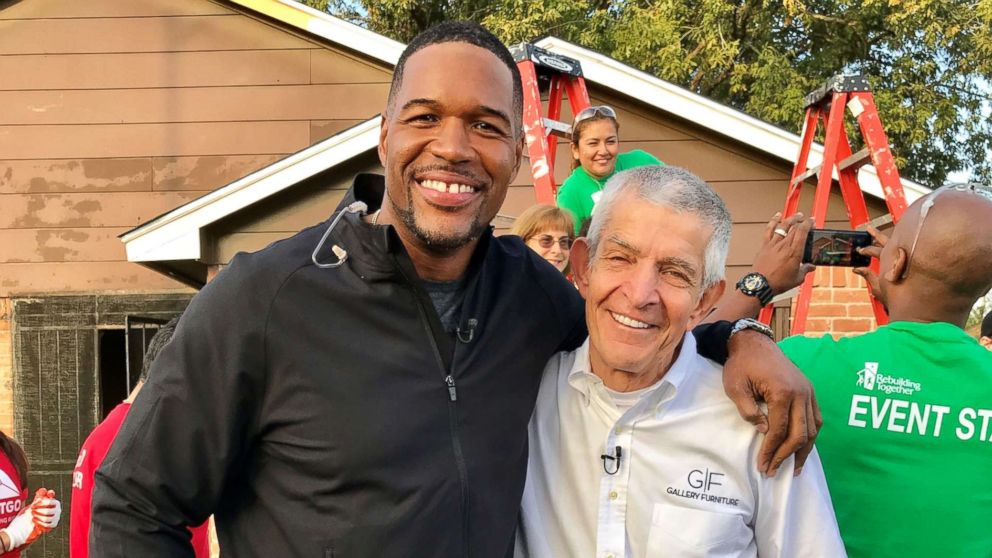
[723, 329, 822, 477]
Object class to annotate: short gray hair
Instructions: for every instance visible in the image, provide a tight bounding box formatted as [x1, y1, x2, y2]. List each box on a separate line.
[587, 166, 732, 288]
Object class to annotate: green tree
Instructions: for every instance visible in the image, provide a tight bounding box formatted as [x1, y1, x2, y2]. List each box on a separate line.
[298, 0, 330, 12]
[302, 0, 992, 187]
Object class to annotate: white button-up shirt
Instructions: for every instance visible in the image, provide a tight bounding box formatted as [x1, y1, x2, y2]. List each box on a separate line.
[516, 333, 846, 558]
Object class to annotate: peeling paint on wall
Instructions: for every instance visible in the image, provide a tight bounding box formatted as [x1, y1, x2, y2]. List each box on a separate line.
[82, 158, 149, 181]
[10, 196, 103, 228]
[152, 155, 284, 191]
[0, 158, 153, 193]
[33, 230, 88, 261]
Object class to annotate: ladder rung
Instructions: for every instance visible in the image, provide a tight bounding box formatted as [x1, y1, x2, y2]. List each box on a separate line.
[838, 148, 871, 172]
[770, 286, 800, 304]
[791, 164, 822, 187]
[856, 214, 894, 231]
[542, 118, 572, 138]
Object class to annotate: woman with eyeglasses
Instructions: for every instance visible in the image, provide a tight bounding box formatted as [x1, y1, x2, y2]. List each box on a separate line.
[510, 205, 575, 274]
[556, 105, 664, 234]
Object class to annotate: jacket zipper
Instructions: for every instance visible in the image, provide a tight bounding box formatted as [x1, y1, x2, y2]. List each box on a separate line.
[402, 280, 471, 556]
[445, 375, 458, 401]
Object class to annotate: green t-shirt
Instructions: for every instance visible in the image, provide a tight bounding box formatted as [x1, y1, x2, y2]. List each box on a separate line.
[779, 322, 992, 558]
[556, 149, 663, 234]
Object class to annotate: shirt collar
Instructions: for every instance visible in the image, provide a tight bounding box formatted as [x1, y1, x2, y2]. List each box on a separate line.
[567, 331, 699, 414]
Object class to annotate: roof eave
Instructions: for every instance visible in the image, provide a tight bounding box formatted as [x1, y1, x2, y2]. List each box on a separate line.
[121, 117, 381, 264]
[227, 0, 403, 65]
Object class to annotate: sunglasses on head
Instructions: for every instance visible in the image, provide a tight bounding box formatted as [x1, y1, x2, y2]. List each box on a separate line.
[532, 234, 573, 250]
[573, 105, 617, 127]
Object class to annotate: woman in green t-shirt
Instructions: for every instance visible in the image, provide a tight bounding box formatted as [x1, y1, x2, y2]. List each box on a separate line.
[555, 105, 663, 234]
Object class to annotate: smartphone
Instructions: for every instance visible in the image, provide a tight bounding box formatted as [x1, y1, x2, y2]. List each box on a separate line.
[803, 228, 872, 267]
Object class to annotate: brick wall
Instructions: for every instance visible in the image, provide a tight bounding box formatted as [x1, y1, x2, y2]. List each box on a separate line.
[0, 298, 12, 434]
[802, 267, 878, 337]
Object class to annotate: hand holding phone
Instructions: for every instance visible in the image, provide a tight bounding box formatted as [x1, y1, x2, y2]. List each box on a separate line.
[852, 226, 889, 301]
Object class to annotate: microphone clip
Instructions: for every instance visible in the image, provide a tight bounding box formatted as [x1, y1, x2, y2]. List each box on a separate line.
[456, 318, 478, 343]
[601, 445, 622, 475]
[312, 201, 368, 269]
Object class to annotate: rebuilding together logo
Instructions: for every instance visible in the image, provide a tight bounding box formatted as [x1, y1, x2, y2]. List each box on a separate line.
[857, 362, 921, 396]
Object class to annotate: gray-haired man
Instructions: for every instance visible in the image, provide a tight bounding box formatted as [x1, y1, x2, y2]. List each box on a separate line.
[516, 166, 845, 558]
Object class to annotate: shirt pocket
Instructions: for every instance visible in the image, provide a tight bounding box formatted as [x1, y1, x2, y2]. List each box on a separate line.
[645, 503, 752, 558]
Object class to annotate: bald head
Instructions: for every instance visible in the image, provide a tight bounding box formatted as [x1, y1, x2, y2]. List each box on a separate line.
[879, 187, 992, 321]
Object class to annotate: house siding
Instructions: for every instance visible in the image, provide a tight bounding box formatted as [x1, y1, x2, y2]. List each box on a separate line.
[0, 0, 392, 296]
[0, 6, 394, 553]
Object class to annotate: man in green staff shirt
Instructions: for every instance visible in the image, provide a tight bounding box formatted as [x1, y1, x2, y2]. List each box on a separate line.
[778, 184, 992, 557]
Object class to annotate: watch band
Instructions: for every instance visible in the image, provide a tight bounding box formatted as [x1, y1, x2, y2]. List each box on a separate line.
[730, 318, 775, 341]
[755, 285, 774, 306]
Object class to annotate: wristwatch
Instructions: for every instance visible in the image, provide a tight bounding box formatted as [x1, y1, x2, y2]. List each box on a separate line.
[736, 272, 774, 306]
[730, 318, 775, 341]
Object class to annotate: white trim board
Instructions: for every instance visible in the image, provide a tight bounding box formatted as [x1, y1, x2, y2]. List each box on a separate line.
[121, 117, 380, 263]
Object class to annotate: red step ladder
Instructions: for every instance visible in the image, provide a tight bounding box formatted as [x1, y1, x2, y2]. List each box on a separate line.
[511, 43, 591, 205]
[759, 75, 910, 335]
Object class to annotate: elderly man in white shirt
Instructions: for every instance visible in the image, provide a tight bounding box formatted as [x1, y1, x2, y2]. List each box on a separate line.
[516, 166, 844, 558]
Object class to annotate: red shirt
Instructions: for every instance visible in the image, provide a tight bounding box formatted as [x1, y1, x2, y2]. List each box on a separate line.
[0, 449, 27, 558]
[70, 403, 210, 558]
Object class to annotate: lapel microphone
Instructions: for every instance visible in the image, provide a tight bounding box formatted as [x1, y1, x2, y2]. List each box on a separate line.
[601, 445, 622, 475]
[456, 319, 478, 343]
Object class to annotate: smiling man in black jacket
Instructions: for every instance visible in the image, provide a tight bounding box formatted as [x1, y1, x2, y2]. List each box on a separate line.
[91, 22, 820, 558]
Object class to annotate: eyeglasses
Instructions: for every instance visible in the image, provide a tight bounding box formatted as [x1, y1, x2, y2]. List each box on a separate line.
[531, 234, 573, 251]
[573, 105, 617, 127]
[903, 182, 992, 278]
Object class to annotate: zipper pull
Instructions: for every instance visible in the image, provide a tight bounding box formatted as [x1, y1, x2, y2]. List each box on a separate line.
[445, 375, 458, 402]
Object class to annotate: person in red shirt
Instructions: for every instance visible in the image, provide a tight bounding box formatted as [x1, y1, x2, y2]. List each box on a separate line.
[70, 316, 210, 558]
[0, 432, 61, 557]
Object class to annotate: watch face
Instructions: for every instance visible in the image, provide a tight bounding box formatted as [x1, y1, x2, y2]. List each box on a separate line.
[743, 274, 764, 291]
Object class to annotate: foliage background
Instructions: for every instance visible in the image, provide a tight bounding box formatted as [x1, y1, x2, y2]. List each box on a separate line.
[298, 0, 992, 188]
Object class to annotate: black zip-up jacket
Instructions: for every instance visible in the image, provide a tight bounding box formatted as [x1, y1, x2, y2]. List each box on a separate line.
[91, 175, 732, 557]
